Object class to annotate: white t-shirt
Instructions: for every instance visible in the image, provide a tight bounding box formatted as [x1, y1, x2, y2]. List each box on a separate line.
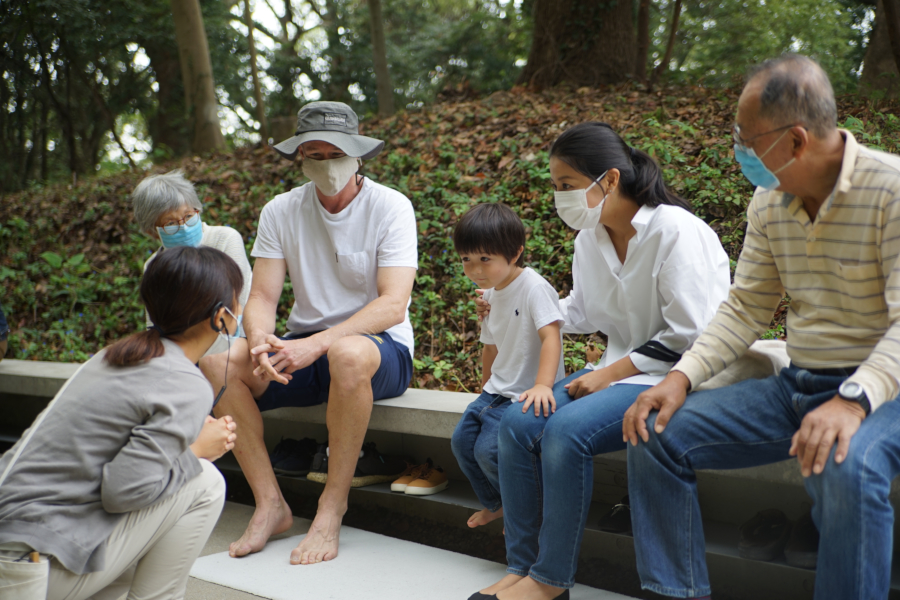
[560, 204, 731, 386]
[481, 267, 565, 400]
[251, 179, 418, 355]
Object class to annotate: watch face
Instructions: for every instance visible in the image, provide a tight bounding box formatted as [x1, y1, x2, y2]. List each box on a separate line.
[840, 381, 863, 399]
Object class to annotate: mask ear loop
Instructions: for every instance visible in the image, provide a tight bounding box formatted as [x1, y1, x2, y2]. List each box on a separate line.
[209, 301, 230, 409]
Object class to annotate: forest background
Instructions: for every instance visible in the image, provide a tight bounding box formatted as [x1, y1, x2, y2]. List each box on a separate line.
[2, 0, 900, 391]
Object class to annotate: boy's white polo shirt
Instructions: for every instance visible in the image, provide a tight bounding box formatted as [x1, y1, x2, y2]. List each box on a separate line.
[481, 267, 565, 400]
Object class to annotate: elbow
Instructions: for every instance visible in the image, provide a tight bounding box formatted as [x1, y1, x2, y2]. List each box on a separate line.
[387, 299, 407, 328]
[100, 482, 158, 514]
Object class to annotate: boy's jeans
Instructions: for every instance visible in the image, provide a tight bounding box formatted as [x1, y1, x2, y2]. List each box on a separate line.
[499, 369, 649, 588]
[628, 364, 900, 600]
[451, 391, 512, 511]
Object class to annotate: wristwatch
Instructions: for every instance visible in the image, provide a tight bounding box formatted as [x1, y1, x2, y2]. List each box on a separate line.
[838, 380, 871, 416]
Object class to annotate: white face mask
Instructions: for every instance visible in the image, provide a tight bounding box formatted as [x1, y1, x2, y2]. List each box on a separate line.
[302, 155, 360, 196]
[554, 171, 609, 230]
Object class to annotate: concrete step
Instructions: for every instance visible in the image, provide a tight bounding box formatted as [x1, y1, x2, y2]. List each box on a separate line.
[190, 502, 634, 600]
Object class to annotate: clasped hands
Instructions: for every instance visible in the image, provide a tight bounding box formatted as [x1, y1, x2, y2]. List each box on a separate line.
[622, 371, 867, 477]
[248, 333, 325, 385]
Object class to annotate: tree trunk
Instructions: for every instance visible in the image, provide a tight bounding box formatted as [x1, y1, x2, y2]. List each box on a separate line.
[244, 0, 269, 141]
[636, 0, 651, 82]
[861, 0, 900, 98]
[170, 0, 226, 153]
[369, 0, 395, 117]
[881, 0, 900, 75]
[518, 0, 636, 88]
[650, 0, 682, 86]
[144, 43, 192, 158]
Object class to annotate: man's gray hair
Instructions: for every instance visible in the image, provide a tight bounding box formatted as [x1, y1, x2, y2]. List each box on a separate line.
[131, 170, 202, 233]
[747, 54, 837, 138]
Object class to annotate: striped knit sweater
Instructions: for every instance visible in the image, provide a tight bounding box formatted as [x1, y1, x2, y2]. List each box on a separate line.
[675, 130, 900, 412]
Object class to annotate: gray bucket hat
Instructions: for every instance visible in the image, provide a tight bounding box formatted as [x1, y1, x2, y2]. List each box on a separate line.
[273, 101, 384, 161]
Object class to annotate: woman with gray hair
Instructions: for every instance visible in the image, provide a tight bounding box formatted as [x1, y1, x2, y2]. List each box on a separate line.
[132, 170, 252, 355]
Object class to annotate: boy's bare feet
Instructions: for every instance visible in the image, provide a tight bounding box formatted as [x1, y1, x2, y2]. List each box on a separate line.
[468, 506, 504, 528]
[479, 573, 524, 596]
[497, 576, 567, 600]
[291, 510, 343, 564]
[229, 501, 294, 558]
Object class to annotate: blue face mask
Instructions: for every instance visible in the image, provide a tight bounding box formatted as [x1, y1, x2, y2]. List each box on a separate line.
[733, 129, 795, 191]
[157, 214, 203, 248]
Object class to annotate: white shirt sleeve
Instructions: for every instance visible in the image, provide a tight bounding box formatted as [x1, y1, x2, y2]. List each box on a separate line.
[251, 202, 285, 260]
[629, 259, 720, 376]
[528, 282, 565, 331]
[377, 200, 418, 269]
[212, 227, 253, 309]
[559, 252, 595, 334]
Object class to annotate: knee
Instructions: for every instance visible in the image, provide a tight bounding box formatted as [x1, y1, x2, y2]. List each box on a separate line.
[498, 405, 540, 452]
[197, 459, 227, 504]
[813, 442, 885, 504]
[200, 339, 249, 385]
[542, 415, 583, 461]
[327, 337, 379, 380]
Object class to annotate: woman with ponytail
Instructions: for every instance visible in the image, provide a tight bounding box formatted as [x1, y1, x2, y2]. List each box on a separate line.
[468, 123, 731, 600]
[0, 246, 241, 600]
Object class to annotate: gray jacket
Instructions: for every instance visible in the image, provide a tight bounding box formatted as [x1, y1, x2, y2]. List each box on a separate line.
[0, 339, 213, 574]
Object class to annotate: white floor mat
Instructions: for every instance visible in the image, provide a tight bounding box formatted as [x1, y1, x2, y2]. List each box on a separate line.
[190, 525, 635, 600]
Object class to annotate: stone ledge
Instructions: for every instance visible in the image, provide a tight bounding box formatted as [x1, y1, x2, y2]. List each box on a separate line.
[0, 359, 81, 397]
[0, 358, 814, 486]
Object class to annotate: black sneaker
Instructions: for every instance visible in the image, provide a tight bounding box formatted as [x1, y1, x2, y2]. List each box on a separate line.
[785, 509, 818, 569]
[598, 495, 632, 535]
[738, 509, 792, 561]
[306, 442, 409, 488]
[272, 437, 318, 476]
[269, 437, 300, 469]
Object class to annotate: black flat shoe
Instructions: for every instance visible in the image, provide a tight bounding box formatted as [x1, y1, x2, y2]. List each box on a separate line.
[785, 509, 818, 569]
[598, 495, 632, 535]
[467, 588, 569, 600]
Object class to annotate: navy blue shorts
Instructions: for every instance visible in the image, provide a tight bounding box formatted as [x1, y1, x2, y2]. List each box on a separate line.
[255, 331, 413, 412]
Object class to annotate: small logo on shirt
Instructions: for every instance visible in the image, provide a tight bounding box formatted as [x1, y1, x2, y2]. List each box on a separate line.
[515, 309, 519, 316]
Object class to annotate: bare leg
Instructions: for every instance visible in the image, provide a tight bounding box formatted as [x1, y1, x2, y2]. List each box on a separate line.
[200, 341, 293, 558]
[468, 506, 504, 528]
[291, 336, 381, 565]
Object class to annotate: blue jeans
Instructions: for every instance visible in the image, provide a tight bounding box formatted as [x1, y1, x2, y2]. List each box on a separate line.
[498, 368, 650, 588]
[451, 391, 513, 511]
[628, 365, 900, 600]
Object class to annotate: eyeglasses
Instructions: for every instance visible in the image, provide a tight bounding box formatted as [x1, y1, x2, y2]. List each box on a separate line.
[158, 210, 200, 235]
[732, 124, 797, 151]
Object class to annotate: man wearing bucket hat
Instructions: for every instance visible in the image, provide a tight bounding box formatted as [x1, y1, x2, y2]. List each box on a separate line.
[201, 101, 417, 565]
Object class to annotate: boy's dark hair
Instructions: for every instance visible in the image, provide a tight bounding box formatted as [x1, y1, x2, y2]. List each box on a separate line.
[453, 203, 526, 267]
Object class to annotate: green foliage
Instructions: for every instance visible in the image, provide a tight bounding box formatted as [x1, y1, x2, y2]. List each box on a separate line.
[649, 0, 870, 93]
[2, 85, 898, 389]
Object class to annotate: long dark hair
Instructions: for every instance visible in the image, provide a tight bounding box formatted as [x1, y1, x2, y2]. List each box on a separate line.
[105, 246, 243, 367]
[550, 122, 692, 213]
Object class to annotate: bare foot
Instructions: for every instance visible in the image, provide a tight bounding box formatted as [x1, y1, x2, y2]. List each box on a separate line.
[468, 506, 504, 528]
[229, 502, 294, 558]
[496, 576, 566, 600]
[479, 573, 524, 596]
[291, 510, 342, 565]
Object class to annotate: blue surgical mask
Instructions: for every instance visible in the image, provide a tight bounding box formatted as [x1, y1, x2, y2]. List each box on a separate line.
[157, 214, 203, 248]
[733, 129, 795, 191]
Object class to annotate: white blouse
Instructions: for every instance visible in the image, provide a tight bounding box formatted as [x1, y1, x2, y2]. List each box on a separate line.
[560, 204, 731, 386]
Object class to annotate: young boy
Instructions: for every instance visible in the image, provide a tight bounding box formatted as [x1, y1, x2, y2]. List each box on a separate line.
[450, 202, 564, 528]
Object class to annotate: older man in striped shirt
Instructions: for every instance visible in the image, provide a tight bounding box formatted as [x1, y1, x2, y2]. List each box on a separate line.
[622, 54, 900, 600]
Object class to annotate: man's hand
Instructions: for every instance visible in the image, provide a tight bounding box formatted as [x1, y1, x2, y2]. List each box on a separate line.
[790, 396, 866, 477]
[519, 384, 556, 417]
[191, 415, 237, 462]
[250, 335, 325, 384]
[474, 290, 491, 321]
[623, 371, 691, 446]
[565, 368, 615, 399]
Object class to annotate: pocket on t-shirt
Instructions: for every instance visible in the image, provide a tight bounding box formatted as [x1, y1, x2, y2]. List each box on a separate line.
[336, 251, 371, 289]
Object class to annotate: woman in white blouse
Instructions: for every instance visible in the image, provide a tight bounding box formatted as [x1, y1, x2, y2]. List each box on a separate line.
[132, 170, 253, 355]
[467, 123, 730, 600]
